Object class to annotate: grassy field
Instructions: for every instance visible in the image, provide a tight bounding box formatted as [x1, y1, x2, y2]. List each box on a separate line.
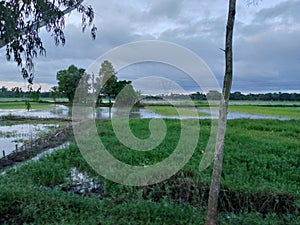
[228, 105, 300, 118]
[145, 104, 300, 118]
[0, 97, 69, 102]
[0, 118, 299, 224]
[145, 105, 209, 116]
[0, 101, 54, 109]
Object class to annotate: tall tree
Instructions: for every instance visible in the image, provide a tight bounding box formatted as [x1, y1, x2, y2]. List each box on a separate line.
[114, 81, 137, 106]
[56, 65, 86, 102]
[96, 60, 117, 103]
[0, 0, 97, 83]
[205, 0, 237, 224]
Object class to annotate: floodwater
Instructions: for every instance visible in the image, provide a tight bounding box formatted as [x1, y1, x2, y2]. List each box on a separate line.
[0, 123, 58, 158]
[197, 109, 294, 120]
[0, 105, 71, 118]
[0, 104, 296, 120]
[0, 104, 295, 159]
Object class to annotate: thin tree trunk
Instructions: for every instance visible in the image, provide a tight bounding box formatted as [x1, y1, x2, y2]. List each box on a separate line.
[205, 0, 236, 224]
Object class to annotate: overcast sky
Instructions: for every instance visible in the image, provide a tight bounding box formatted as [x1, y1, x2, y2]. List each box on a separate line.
[0, 0, 299, 93]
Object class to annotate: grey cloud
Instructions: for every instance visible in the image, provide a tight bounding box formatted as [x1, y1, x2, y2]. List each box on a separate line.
[0, 0, 299, 93]
[254, 0, 300, 23]
[148, 0, 183, 19]
[233, 30, 300, 92]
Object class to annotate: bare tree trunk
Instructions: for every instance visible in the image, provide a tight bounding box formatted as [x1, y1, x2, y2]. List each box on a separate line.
[205, 0, 236, 224]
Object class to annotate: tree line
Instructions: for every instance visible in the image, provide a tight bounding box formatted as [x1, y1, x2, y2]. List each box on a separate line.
[1, 86, 300, 102]
[150, 91, 300, 102]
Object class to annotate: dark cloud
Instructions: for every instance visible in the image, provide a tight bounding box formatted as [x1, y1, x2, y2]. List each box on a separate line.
[232, 0, 300, 92]
[0, 0, 299, 93]
[254, 0, 300, 24]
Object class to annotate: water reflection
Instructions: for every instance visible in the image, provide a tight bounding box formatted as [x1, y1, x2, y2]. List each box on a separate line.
[0, 104, 295, 159]
[95, 107, 141, 119]
[0, 104, 295, 120]
[197, 109, 294, 120]
[0, 105, 71, 118]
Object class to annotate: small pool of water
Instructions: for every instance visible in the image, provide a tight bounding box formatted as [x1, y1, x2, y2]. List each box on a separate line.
[197, 109, 294, 120]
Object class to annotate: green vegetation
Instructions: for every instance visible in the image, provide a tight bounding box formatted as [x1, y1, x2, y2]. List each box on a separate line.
[56, 65, 87, 102]
[228, 105, 300, 118]
[0, 118, 299, 224]
[145, 103, 300, 118]
[229, 100, 300, 106]
[39, 97, 69, 102]
[0, 101, 54, 109]
[146, 105, 209, 116]
[0, 98, 24, 102]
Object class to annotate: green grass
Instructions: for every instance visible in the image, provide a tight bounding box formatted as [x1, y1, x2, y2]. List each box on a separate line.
[39, 97, 69, 102]
[145, 103, 300, 118]
[0, 97, 25, 102]
[0, 101, 54, 109]
[228, 105, 300, 118]
[0, 118, 300, 224]
[145, 105, 209, 116]
[230, 100, 300, 106]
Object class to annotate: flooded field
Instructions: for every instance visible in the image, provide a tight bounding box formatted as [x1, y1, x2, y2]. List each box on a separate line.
[0, 102, 298, 159]
[1, 103, 298, 120]
[0, 123, 58, 158]
[0, 105, 71, 118]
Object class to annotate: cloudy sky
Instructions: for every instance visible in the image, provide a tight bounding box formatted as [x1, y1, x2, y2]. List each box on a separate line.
[0, 0, 299, 93]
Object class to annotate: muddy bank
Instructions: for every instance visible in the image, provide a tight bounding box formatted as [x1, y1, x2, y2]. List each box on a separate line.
[0, 115, 73, 123]
[140, 172, 299, 215]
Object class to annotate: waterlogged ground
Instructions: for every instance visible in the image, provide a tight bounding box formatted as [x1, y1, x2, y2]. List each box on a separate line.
[1, 103, 297, 120]
[0, 102, 298, 159]
[0, 123, 59, 158]
[0, 119, 299, 224]
[0, 105, 71, 118]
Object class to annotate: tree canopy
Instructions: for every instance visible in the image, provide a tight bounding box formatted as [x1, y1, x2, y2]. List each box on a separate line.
[56, 65, 86, 102]
[95, 60, 117, 102]
[94, 60, 139, 105]
[0, 0, 97, 83]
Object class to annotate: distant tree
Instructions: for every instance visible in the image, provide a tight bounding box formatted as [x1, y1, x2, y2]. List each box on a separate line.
[57, 65, 86, 102]
[206, 90, 222, 100]
[0, 0, 97, 83]
[29, 85, 41, 101]
[115, 82, 138, 106]
[96, 60, 117, 103]
[0, 86, 8, 97]
[230, 91, 245, 100]
[11, 87, 23, 98]
[190, 92, 206, 101]
[114, 80, 131, 95]
[75, 72, 91, 104]
[0, 86, 7, 92]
